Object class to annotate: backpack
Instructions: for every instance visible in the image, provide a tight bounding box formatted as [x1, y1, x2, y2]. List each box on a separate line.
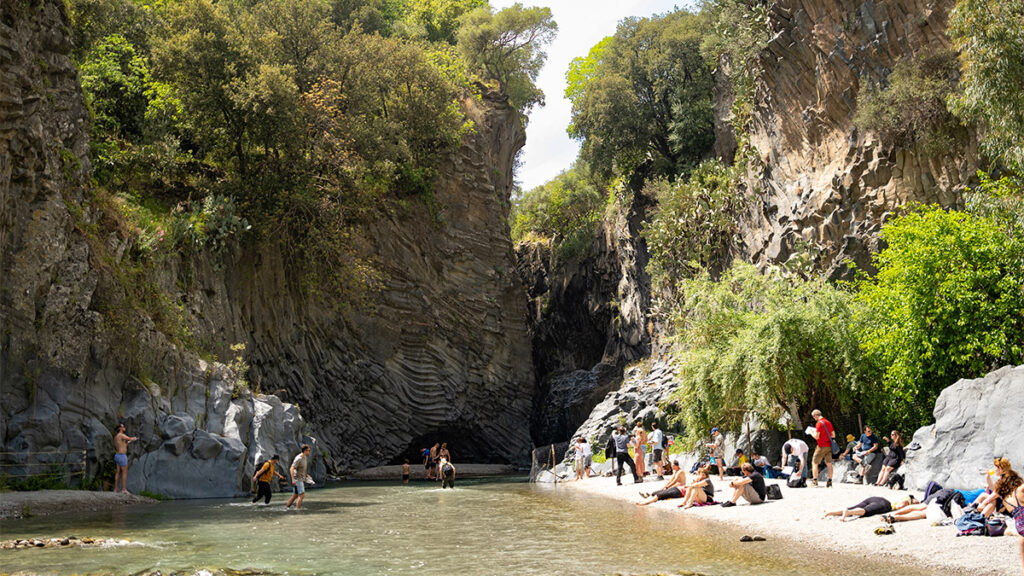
[886, 473, 905, 490]
[766, 483, 783, 500]
[985, 516, 1006, 537]
[605, 436, 616, 459]
[923, 481, 943, 502]
[787, 475, 806, 488]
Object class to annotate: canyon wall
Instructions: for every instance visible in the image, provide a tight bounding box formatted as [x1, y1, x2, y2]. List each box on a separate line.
[0, 0, 533, 495]
[737, 0, 976, 278]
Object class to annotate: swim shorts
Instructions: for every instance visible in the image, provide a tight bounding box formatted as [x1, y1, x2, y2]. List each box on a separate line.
[293, 480, 305, 494]
[115, 453, 128, 467]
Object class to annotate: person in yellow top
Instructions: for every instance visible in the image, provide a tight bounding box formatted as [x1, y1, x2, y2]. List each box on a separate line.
[252, 455, 285, 504]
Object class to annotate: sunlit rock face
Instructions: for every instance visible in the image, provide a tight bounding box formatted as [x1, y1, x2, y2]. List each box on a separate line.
[1, 0, 535, 491]
[734, 0, 977, 279]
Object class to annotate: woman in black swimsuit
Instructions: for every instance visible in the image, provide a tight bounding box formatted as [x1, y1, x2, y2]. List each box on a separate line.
[822, 495, 917, 521]
[876, 430, 905, 487]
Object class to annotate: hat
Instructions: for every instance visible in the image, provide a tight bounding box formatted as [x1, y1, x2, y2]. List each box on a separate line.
[846, 434, 855, 442]
[711, 427, 719, 433]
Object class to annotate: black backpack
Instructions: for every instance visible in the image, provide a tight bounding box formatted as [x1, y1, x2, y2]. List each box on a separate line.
[766, 483, 784, 500]
[787, 475, 806, 488]
[605, 436, 616, 458]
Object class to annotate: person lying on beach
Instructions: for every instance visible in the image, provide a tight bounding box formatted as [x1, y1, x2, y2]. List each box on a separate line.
[678, 465, 716, 509]
[636, 461, 687, 506]
[822, 495, 917, 521]
[881, 492, 957, 523]
[720, 463, 765, 507]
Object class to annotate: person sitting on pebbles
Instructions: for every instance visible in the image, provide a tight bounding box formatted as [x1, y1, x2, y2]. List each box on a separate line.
[636, 460, 687, 506]
[678, 464, 716, 509]
[720, 463, 765, 508]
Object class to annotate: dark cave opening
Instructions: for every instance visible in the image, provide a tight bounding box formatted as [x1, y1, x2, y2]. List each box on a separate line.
[389, 427, 512, 466]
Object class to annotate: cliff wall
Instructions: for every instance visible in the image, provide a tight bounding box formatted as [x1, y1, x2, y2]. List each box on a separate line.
[0, 0, 534, 495]
[737, 0, 977, 277]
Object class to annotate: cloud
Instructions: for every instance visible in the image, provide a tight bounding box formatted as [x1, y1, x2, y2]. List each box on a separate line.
[489, 0, 688, 190]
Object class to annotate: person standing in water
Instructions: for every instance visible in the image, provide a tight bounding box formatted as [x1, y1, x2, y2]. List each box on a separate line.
[252, 455, 285, 504]
[439, 457, 456, 489]
[285, 444, 311, 510]
[402, 459, 410, 484]
[429, 443, 440, 481]
[113, 423, 137, 494]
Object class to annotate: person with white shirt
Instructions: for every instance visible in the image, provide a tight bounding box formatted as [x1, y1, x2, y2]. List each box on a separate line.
[780, 438, 808, 479]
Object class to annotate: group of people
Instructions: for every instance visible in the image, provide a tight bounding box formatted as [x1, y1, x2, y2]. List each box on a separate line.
[420, 442, 456, 488]
[598, 421, 672, 486]
[251, 444, 313, 509]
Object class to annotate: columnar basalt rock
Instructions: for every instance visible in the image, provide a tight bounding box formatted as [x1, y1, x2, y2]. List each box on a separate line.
[736, 0, 977, 278]
[1, 0, 535, 494]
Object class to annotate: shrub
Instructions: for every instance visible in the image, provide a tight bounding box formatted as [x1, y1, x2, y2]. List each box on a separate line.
[510, 165, 606, 261]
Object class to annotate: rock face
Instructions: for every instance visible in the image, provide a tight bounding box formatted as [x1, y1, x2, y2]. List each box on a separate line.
[736, 0, 977, 278]
[903, 365, 1024, 491]
[516, 192, 653, 445]
[1, 0, 534, 492]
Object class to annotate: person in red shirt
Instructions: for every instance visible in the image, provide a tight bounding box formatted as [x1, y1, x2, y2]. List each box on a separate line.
[810, 409, 836, 487]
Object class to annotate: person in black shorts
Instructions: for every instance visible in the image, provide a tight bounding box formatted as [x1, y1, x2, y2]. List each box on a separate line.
[822, 495, 917, 521]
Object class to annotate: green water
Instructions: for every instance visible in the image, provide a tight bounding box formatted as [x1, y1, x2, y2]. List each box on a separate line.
[0, 478, 928, 576]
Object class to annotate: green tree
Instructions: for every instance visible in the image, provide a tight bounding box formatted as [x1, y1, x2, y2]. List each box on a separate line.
[856, 205, 1024, 428]
[948, 0, 1024, 171]
[566, 10, 714, 180]
[509, 164, 606, 259]
[642, 159, 742, 297]
[456, 3, 557, 112]
[401, 0, 485, 44]
[666, 263, 868, 444]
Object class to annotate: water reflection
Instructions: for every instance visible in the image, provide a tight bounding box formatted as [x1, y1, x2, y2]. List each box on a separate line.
[0, 478, 929, 576]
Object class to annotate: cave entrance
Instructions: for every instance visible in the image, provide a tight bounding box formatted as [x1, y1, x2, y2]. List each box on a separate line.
[390, 427, 510, 465]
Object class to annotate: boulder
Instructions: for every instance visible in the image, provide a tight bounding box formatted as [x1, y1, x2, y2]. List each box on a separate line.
[904, 365, 1024, 491]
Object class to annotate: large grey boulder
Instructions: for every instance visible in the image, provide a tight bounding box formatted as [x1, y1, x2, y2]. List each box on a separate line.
[904, 365, 1024, 491]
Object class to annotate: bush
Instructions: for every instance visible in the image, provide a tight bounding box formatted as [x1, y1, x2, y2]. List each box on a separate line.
[854, 50, 963, 155]
[509, 165, 606, 261]
[856, 204, 1024, 429]
[664, 263, 869, 445]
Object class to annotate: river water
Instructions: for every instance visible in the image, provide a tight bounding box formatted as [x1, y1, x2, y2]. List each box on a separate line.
[0, 478, 929, 576]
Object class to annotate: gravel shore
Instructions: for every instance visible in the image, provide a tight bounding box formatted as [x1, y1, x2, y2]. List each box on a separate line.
[565, 473, 1020, 576]
[0, 490, 156, 519]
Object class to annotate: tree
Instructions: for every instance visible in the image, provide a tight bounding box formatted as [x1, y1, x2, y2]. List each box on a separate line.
[509, 164, 606, 259]
[856, 205, 1024, 429]
[456, 3, 556, 112]
[565, 10, 714, 180]
[666, 263, 868, 444]
[948, 0, 1024, 171]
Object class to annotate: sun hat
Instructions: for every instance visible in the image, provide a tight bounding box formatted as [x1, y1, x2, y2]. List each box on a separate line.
[846, 434, 854, 442]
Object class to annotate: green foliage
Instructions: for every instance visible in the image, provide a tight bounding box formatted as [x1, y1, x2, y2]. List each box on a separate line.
[854, 50, 963, 155]
[964, 171, 1024, 237]
[509, 164, 606, 260]
[697, 0, 771, 134]
[457, 2, 557, 112]
[643, 160, 743, 297]
[855, 204, 1024, 429]
[138, 490, 170, 501]
[665, 263, 868, 444]
[566, 10, 715, 180]
[948, 0, 1024, 171]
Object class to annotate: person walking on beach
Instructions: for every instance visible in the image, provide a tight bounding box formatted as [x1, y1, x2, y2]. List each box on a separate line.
[252, 454, 285, 504]
[285, 444, 311, 510]
[810, 409, 835, 487]
[113, 423, 137, 494]
[612, 427, 641, 485]
[649, 422, 665, 480]
[632, 422, 647, 478]
[720, 463, 765, 507]
[706, 428, 725, 481]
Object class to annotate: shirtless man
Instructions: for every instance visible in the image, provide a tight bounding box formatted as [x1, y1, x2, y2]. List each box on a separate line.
[113, 423, 137, 494]
[636, 460, 687, 506]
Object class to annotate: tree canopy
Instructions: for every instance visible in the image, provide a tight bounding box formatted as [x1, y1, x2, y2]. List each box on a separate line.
[566, 10, 715, 180]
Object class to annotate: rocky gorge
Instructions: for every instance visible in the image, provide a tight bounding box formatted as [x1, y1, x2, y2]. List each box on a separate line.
[1, 0, 531, 497]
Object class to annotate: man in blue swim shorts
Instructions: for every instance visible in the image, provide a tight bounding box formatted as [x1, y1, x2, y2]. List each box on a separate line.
[113, 423, 137, 494]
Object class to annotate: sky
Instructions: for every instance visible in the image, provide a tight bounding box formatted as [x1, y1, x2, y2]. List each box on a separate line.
[490, 0, 691, 192]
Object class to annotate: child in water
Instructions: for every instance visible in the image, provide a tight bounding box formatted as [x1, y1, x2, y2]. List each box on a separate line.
[402, 459, 410, 484]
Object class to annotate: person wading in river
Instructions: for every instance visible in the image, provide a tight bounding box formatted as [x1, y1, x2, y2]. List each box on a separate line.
[113, 423, 137, 494]
[285, 444, 311, 510]
[252, 455, 285, 504]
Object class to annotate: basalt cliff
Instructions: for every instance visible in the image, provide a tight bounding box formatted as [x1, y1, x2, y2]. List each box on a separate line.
[1, 0, 532, 496]
[522, 0, 979, 446]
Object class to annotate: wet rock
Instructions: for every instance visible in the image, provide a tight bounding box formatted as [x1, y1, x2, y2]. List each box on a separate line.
[904, 365, 1024, 491]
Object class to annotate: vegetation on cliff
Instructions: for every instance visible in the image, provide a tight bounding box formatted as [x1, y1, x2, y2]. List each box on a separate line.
[68, 0, 554, 357]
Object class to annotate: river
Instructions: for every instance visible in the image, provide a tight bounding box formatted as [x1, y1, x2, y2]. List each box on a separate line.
[0, 478, 930, 575]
